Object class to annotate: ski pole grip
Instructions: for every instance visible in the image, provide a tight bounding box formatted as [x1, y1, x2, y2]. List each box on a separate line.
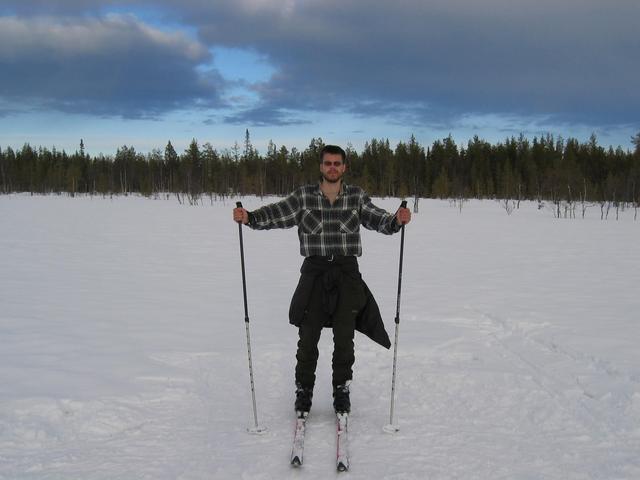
[236, 202, 245, 225]
[398, 201, 408, 227]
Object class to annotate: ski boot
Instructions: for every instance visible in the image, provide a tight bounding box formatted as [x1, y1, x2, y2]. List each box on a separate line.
[294, 383, 313, 413]
[333, 382, 351, 413]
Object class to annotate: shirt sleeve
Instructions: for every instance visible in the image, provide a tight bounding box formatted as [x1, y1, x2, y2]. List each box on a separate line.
[359, 190, 402, 235]
[247, 189, 301, 230]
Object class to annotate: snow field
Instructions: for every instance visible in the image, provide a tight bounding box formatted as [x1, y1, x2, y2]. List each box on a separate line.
[0, 194, 639, 479]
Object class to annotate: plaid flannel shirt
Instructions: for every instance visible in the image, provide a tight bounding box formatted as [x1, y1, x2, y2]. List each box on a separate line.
[247, 183, 401, 257]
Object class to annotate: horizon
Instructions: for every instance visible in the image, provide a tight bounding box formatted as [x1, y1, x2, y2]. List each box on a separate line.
[1, 130, 636, 158]
[1, 1, 639, 155]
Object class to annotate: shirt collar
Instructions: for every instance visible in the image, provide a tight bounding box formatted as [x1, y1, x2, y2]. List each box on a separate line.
[315, 181, 346, 198]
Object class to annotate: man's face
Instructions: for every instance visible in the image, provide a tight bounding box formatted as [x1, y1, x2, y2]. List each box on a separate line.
[320, 152, 346, 184]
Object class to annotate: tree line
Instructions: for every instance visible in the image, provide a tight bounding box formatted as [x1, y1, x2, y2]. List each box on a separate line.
[1, 131, 639, 210]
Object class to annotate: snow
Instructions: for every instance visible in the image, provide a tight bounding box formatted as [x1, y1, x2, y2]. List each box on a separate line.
[1, 193, 639, 479]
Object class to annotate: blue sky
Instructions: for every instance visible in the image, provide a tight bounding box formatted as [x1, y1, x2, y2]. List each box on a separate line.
[1, 1, 638, 156]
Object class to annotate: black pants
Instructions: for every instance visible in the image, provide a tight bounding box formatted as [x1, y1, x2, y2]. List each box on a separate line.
[294, 258, 367, 389]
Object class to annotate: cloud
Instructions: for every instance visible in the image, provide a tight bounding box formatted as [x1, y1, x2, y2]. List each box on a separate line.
[0, 0, 116, 16]
[2, 0, 639, 129]
[0, 14, 225, 118]
[173, 0, 640, 127]
[223, 105, 310, 127]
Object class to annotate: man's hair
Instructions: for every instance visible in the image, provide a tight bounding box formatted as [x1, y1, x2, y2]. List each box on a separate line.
[320, 145, 346, 163]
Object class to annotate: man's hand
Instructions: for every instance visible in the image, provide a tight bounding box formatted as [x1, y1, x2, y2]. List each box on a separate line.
[233, 207, 249, 224]
[396, 207, 411, 225]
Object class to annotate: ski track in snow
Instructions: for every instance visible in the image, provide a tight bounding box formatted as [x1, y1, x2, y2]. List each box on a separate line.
[1, 194, 639, 479]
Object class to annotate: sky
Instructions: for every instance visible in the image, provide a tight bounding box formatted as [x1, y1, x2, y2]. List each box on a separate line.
[1, 0, 639, 156]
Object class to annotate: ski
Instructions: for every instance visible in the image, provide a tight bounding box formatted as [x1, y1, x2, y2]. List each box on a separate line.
[290, 411, 308, 467]
[336, 412, 349, 472]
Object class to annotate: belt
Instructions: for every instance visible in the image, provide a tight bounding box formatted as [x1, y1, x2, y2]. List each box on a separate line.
[308, 255, 355, 263]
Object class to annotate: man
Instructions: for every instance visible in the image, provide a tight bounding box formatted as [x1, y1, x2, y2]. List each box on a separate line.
[233, 145, 411, 415]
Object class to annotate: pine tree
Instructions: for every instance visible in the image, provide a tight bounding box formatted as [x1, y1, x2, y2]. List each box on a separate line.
[165, 141, 178, 193]
[632, 132, 640, 155]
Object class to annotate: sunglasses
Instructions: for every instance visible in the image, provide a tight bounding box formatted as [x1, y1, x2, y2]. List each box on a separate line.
[322, 161, 344, 167]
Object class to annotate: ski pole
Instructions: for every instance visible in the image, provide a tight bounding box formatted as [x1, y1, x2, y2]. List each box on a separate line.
[236, 201, 266, 434]
[384, 200, 407, 434]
